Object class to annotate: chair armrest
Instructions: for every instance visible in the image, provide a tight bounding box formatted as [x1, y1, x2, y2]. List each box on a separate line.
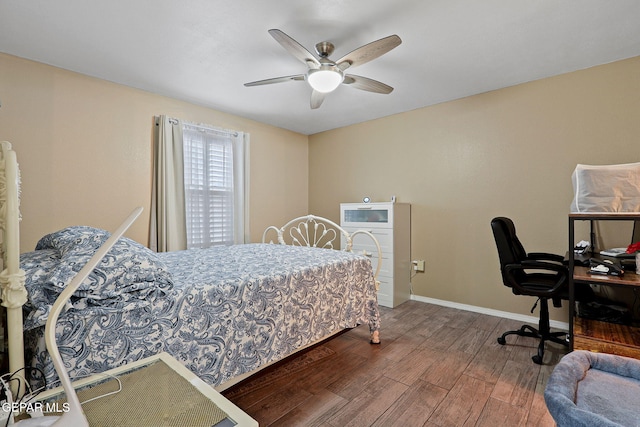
[527, 252, 565, 263]
[504, 261, 568, 296]
[519, 260, 566, 272]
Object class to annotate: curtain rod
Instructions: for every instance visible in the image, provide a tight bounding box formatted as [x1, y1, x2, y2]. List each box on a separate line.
[155, 116, 239, 137]
[183, 121, 239, 137]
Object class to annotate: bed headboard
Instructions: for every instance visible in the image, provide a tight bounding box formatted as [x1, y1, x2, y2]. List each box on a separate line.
[262, 214, 350, 250]
[0, 142, 27, 383]
[262, 214, 382, 281]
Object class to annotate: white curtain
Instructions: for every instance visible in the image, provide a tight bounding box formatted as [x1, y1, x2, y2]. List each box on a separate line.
[150, 115, 188, 252]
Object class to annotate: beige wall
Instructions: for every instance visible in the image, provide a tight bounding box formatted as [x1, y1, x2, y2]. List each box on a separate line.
[3, 51, 639, 322]
[309, 56, 640, 320]
[0, 53, 309, 250]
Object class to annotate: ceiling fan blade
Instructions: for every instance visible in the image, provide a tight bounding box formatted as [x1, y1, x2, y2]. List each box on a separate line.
[268, 29, 321, 69]
[310, 90, 325, 109]
[337, 35, 401, 71]
[244, 74, 305, 87]
[342, 75, 394, 94]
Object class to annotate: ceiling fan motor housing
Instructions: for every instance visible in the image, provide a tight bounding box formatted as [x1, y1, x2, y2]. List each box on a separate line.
[315, 41, 335, 57]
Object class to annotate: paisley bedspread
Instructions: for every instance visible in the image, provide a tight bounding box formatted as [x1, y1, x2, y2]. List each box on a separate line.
[23, 242, 380, 390]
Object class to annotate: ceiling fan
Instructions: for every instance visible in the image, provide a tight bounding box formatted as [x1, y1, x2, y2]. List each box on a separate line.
[244, 29, 402, 109]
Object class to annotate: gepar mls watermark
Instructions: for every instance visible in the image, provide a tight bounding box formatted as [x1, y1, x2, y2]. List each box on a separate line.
[2, 401, 71, 414]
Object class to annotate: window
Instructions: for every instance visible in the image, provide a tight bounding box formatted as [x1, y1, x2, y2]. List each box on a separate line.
[182, 123, 247, 248]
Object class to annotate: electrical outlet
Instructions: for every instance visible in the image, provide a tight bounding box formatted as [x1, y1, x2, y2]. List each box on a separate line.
[412, 260, 425, 272]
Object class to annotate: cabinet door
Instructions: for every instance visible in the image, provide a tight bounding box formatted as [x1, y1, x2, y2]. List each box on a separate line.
[341, 204, 393, 229]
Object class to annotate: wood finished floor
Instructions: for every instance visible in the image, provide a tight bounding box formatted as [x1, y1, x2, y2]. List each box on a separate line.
[222, 300, 568, 426]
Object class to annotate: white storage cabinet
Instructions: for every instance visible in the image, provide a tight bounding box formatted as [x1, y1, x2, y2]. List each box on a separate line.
[340, 202, 411, 308]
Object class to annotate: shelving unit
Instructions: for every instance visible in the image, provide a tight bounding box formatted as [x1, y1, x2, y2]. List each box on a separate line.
[340, 202, 411, 308]
[569, 213, 640, 359]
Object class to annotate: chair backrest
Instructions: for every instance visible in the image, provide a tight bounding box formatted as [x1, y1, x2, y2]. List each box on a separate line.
[491, 217, 528, 283]
[491, 217, 527, 264]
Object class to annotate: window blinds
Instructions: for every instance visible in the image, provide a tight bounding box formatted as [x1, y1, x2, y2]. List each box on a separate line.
[182, 124, 235, 248]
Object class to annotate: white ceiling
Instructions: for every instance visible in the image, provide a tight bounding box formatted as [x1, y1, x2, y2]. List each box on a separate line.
[1, 0, 640, 135]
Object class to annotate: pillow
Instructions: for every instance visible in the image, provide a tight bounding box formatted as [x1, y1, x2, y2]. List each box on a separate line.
[20, 226, 174, 329]
[35, 225, 111, 258]
[35, 226, 174, 296]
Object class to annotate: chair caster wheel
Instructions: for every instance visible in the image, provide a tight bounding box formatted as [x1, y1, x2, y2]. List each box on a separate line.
[532, 355, 543, 365]
[497, 337, 506, 345]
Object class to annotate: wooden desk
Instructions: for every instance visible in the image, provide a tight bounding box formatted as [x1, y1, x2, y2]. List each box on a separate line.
[573, 266, 640, 288]
[35, 352, 258, 427]
[569, 213, 640, 359]
[572, 269, 640, 358]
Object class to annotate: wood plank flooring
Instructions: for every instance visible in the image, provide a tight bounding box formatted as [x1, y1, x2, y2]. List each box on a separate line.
[222, 300, 568, 426]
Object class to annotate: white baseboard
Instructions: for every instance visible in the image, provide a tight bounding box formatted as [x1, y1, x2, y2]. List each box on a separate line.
[409, 295, 569, 331]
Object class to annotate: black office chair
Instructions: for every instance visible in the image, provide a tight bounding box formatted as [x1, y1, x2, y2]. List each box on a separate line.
[491, 217, 592, 364]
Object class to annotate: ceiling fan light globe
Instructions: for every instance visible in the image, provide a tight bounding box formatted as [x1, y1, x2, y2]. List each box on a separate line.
[307, 69, 343, 93]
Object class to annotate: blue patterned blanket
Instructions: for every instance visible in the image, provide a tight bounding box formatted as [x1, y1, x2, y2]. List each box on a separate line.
[21, 227, 380, 389]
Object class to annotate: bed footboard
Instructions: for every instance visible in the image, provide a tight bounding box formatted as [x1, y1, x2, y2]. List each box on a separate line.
[263, 214, 382, 344]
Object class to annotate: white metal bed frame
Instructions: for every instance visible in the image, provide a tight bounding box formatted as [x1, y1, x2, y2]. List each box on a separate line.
[0, 141, 383, 401]
[0, 142, 27, 390]
[262, 214, 382, 281]
[262, 214, 382, 346]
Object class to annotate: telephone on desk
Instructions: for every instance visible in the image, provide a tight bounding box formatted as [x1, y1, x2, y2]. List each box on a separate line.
[589, 258, 624, 276]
